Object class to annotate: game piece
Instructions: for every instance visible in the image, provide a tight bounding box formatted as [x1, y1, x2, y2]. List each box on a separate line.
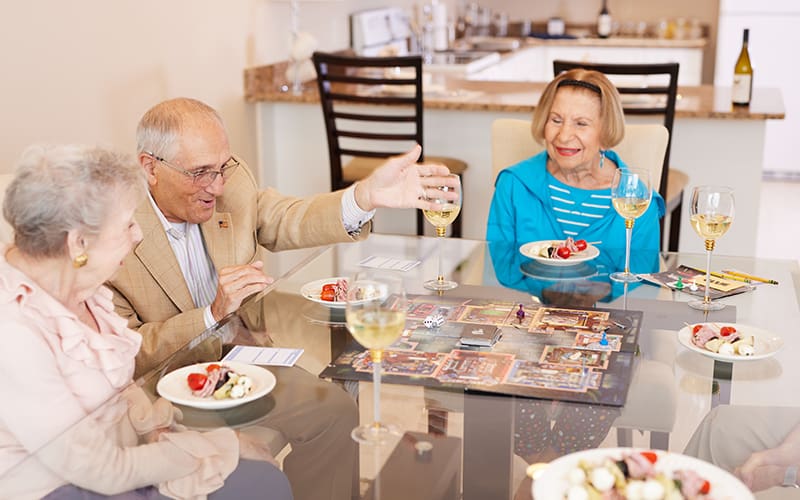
[599, 330, 609, 346]
[516, 304, 525, 322]
[423, 314, 445, 329]
[675, 277, 684, 289]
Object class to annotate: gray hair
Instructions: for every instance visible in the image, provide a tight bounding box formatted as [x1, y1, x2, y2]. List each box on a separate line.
[136, 97, 225, 159]
[3, 145, 147, 258]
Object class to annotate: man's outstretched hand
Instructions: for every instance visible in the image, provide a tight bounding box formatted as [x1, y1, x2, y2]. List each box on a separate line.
[354, 145, 460, 212]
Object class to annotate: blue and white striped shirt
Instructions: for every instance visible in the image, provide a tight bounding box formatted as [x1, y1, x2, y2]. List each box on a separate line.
[547, 172, 611, 242]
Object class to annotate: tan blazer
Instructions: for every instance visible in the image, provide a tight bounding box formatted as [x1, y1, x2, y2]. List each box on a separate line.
[108, 158, 369, 376]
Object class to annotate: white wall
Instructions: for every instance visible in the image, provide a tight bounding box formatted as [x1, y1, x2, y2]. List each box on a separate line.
[0, 0, 431, 176]
[0, 0, 717, 177]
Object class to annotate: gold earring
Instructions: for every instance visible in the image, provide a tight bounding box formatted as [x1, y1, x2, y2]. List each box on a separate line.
[73, 253, 88, 268]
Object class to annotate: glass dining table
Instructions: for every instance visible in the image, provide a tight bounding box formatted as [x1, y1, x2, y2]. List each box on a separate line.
[6, 234, 799, 499]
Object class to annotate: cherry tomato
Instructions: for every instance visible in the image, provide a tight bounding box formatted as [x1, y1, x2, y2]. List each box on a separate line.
[187, 373, 208, 391]
[720, 326, 737, 337]
[321, 284, 336, 293]
[699, 480, 711, 495]
[692, 324, 703, 335]
[320, 289, 336, 301]
[640, 451, 658, 464]
[575, 239, 588, 251]
[205, 363, 221, 373]
[556, 247, 571, 259]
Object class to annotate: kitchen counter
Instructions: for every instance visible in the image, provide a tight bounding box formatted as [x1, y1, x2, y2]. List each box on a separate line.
[244, 63, 784, 120]
[519, 35, 707, 49]
[244, 62, 784, 257]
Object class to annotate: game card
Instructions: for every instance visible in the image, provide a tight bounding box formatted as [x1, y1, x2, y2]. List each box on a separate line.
[529, 307, 611, 335]
[456, 303, 515, 325]
[573, 332, 622, 352]
[539, 346, 610, 369]
[504, 360, 593, 393]
[434, 349, 514, 385]
[354, 350, 446, 377]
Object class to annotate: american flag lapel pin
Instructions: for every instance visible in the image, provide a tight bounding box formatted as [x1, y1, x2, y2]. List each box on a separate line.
[218, 220, 229, 229]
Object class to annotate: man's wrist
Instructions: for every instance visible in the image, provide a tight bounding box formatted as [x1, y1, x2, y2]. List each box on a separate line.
[353, 180, 373, 212]
[783, 465, 799, 488]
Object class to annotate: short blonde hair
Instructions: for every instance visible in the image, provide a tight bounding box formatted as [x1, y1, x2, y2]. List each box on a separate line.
[531, 69, 625, 148]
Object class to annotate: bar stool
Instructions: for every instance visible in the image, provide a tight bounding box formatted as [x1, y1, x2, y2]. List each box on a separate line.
[312, 51, 468, 237]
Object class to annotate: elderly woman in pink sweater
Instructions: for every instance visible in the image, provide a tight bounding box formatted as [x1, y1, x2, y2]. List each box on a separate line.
[0, 145, 292, 499]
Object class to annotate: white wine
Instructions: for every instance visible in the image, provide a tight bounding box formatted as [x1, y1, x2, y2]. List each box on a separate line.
[423, 203, 461, 227]
[612, 198, 650, 219]
[690, 213, 733, 240]
[732, 28, 753, 106]
[346, 309, 406, 350]
[597, 0, 612, 39]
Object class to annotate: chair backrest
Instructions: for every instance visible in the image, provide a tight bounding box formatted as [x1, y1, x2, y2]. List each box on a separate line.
[551, 60, 678, 199]
[312, 51, 425, 191]
[491, 119, 668, 194]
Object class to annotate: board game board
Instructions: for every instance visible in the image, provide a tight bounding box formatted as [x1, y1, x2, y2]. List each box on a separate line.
[320, 295, 643, 406]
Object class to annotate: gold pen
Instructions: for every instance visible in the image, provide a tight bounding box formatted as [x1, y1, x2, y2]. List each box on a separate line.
[721, 269, 779, 285]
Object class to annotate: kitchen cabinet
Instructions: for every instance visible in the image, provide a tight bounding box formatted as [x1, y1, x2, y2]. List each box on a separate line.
[467, 44, 703, 85]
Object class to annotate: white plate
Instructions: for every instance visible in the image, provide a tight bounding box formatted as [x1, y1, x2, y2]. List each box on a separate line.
[519, 240, 600, 267]
[533, 447, 754, 500]
[300, 277, 386, 309]
[156, 361, 276, 410]
[519, 260, 598, 281]
[300, 277, 349, 308]
[677, 323, 783, 362]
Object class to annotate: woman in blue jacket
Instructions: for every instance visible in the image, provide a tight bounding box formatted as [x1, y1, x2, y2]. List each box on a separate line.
[486, 68, 664, 260]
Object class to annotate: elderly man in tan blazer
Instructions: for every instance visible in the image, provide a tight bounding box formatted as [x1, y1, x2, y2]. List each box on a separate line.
[107, 97, 455, 500]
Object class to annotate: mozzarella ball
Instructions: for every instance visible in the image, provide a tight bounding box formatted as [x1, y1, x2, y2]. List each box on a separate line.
[589, 467, 616, 492]
[568, 467, 587, 485]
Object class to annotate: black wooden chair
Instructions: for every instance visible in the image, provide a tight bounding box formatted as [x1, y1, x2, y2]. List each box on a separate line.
[312, 51, 468, 237]
[553, 60, 688, 252]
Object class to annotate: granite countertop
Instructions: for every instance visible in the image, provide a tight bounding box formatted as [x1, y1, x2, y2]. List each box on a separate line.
[519, 36, 707, 49]
[244, 63, 785, 121]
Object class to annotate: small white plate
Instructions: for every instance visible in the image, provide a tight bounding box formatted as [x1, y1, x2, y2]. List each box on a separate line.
[519, 240, 600, 267]
[156, 361, 276, 410]
[533, 447, 754, 500]
[677, 323, 784, 362]
[301, 277, 386, 309]
[300, 277, 349, 308]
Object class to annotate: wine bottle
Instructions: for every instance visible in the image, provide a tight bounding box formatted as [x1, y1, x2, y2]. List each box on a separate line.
[597, 0, 612, 38]
[732, 28, 753, 106]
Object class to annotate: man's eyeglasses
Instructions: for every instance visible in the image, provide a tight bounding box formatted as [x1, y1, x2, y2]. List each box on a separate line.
[144, 151, 240, 187]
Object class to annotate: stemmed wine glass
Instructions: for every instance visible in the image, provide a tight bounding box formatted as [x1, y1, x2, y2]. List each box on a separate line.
[610, 168, 652, 282]
[423, 173, 462, 291]
[688, 186, 735, 311]
[345, 271, 408, 444]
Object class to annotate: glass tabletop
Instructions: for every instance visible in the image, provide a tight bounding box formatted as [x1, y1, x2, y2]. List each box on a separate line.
[4, 234, 798, 499]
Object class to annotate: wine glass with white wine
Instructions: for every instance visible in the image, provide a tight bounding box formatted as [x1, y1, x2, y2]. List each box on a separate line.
[345, 271, 408, 444]
[688, 186, 735, 311]
[423, 173, 462, 291]
[610, 168, 652, 282]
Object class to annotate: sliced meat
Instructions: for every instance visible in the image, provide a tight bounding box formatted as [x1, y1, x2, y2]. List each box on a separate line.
[692, 325, 718, 347]
[623, 452, 656, 480]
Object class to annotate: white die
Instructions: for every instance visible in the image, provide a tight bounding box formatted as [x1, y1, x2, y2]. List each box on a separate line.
[423, 314, 445, 328]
